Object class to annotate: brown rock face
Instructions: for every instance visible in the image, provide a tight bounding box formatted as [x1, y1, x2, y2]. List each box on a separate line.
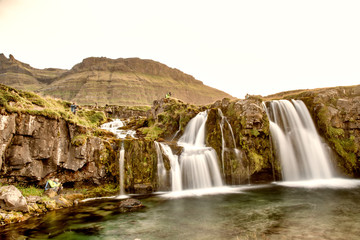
[0, 113, 110, 186]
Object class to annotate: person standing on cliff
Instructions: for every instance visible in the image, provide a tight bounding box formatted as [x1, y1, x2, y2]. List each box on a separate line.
[71, 102, 77, 114]
[165, 92, 172, 98]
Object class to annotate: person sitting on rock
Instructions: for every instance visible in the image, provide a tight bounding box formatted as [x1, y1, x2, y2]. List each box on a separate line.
[45, 178, 62, 194]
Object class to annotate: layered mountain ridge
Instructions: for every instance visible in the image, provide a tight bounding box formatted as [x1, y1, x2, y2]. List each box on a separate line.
[0, 54, 233, 105]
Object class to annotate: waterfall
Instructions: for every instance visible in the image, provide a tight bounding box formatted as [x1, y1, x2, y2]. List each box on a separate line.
[171, 117, 182, 141]
[265, 100, 334, 181]
[155, 111, 223, 192]
[155, 141, 182, 191]
[218, 109, 226, 176]
[100, 119, 133, 197]
[119, 142, 126, 196]
[159, 143, 182, 191]
[178, 111, 223, 189]
[218, 109, 245, 185]
[155, 141, 167, 190]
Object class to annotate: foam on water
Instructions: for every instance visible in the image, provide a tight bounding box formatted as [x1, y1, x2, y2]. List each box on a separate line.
[275, 178, 360, 189]
[160, 186, 241, 199]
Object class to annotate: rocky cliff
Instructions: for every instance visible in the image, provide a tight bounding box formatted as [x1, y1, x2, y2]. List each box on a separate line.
[0, 84, 359, 196]
[0, 113, 113, 186]
[0, 54, 233, 106]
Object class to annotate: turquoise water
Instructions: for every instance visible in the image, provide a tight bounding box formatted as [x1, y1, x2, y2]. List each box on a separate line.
[2, 180, 360, 240]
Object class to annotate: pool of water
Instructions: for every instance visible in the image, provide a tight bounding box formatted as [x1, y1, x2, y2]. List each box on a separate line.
[2, 179, 360, 240]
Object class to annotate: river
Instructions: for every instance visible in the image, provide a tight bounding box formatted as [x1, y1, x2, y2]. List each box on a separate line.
[1, 179, 360, 240]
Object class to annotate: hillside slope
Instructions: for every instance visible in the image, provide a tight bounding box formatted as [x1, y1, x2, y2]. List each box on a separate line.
[0, 54, 233, 106]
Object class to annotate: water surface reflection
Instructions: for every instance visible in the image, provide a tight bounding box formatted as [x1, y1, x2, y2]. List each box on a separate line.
[1, 181, 360, 239]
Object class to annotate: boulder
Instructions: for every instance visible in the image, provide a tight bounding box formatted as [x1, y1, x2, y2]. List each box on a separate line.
[0, 185, 28, 212]
[133, 183, 153, 194]
[44, 189, 57, 198]
[117, 198, 144, 212]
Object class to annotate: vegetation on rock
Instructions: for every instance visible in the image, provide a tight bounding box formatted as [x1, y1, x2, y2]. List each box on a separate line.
[0, 84, 107, 128]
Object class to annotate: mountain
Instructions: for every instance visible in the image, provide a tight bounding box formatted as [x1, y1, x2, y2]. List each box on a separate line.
[0, 54, 233, 105]
[0, 54, 67, 91]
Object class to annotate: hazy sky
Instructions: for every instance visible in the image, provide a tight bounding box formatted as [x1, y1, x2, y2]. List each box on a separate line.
[1, 0, 359, 99]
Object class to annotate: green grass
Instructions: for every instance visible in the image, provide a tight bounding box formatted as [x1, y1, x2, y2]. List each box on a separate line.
[140, 126, 164, 140]
[0, 84, 107, 128]
[86, 183, 119, 197]
[71, 134, 88, 146]
[16, 185, 44, 197]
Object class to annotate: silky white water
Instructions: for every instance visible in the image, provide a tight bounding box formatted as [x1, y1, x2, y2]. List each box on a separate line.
[178, 111, 223, 189]
[154, 141, 167, 190]
[155, 111, 223, 192]
[218, 108, 244, 184]
[101, 119, 134, 197]
[265, 100, 334, 181]
[119, 143, 126, 196]
[100, 119, 136, 139]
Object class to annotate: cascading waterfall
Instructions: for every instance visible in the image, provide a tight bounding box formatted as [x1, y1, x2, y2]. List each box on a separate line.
[154, 141, 182, 191]
[100, 119, 136, 197]
[119, 142, 126, 196]
[265, 100, 334, 181]
[178, 111, 223, 189]
[156, 111, 223, 191]
[159, 143, 182, 191]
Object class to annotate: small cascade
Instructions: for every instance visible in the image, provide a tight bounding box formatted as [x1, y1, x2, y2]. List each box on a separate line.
[119, 142, 126, 196]
[100, 119, 134, 197]
[265, 100, 334, 181]
[159, 143, 182, 191]
[218, 109, 245, 185]
[100, 119, 136, 139]
[171, 117, 182, 141]
[154, 141, 167, 190]
[178, 111, 223, 189]
[218, 109, 226, 176]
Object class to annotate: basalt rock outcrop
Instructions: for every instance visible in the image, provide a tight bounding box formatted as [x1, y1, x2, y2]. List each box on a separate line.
[0, 113, 114, 187]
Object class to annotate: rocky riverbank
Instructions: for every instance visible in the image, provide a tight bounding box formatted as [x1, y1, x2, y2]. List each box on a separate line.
[0, 184, 144, 226]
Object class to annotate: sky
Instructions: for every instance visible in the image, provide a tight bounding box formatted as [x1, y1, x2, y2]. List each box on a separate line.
[1, 0, 359, 99]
